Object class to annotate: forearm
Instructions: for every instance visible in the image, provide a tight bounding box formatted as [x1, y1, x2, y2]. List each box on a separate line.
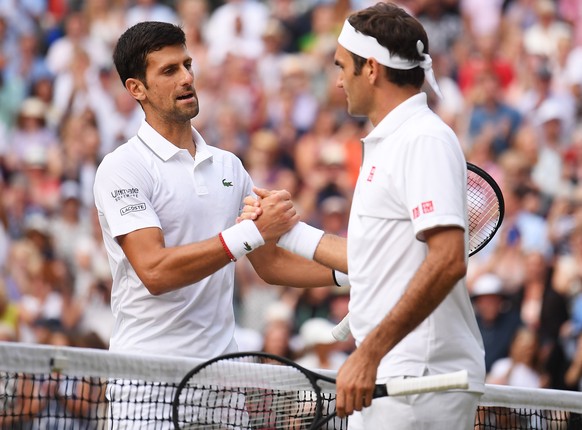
[126, 235, 238, 295]
[357, 230, 466, 362]
[314, 233, 349, 274]
[248, 242, 336, 288]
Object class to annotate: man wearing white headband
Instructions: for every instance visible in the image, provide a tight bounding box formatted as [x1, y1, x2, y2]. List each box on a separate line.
[329, 4, 484, 429]
[242, 3, 485, 429]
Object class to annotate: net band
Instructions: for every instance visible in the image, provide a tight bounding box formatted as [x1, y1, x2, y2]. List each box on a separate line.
[1, 342, 581, 429]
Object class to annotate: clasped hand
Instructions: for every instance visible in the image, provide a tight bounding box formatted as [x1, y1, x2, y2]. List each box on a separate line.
[238, 187, 299, 242]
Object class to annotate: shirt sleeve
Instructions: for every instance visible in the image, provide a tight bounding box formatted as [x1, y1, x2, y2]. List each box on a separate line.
[403, 134, 467, 241]
[94, 151, 161, 239]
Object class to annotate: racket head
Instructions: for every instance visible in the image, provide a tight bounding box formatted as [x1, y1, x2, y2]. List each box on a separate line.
[172, 351, 329, 430]
[466, 163, 505, 256]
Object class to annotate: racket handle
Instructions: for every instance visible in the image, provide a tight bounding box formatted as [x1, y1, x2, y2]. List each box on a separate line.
[384, 370, 469, 397]
[331, 313, 351, 341]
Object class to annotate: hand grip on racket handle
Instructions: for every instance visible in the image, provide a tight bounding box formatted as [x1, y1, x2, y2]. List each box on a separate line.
[384, 369, 469, 396]
[331, 314, 351, 341]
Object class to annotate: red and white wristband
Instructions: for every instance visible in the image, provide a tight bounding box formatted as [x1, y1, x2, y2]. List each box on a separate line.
[277, 221, 325, 260]
[219, 220, 265, 262]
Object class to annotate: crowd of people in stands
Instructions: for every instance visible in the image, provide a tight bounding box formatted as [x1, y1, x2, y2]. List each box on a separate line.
[1, 0, 582, 394]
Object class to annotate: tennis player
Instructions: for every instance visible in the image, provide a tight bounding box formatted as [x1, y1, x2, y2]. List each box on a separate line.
[94, 21, 336, 428]
[244, 3, 486, 429]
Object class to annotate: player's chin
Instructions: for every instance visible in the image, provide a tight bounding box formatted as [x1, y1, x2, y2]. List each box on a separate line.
[175, 104, 200, 121]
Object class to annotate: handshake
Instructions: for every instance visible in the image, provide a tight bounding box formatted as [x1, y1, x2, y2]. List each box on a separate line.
[234, 186, 325, 260]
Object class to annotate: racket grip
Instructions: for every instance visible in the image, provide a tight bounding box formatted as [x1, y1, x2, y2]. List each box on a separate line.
[331, 313, 351, 341]
[385, 370, 469, 396]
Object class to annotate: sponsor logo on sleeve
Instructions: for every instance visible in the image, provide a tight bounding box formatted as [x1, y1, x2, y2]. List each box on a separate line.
[120, 203, 146, 216]
[111, 188, 139, 201]
[421, 201, 434, 214]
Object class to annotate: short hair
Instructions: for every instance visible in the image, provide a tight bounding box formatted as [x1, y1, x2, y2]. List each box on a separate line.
[113, 21, 186, 87]
[347, 2, 427, 88]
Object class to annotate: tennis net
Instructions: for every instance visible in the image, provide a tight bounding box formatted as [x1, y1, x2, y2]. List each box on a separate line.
[0, 341, 581, 429]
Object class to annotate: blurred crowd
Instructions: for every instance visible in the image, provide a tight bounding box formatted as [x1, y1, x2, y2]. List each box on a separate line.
[0, 0, 582, 395]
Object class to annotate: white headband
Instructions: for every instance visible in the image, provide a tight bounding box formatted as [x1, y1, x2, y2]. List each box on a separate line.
[337, 20, 443, 99]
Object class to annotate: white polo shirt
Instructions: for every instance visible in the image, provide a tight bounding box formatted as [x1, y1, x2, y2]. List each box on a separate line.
[94, 120, 253, 358]
[347, 93, 485, 392]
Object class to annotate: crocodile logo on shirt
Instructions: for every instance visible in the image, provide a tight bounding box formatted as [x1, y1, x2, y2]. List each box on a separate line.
[222, 179, 233, 187]
[244, 242, 252, 252]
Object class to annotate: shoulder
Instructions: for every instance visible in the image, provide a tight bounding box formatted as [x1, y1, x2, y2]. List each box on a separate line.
[95, 139, 151, 183]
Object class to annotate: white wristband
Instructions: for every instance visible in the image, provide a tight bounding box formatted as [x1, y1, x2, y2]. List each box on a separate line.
[332, 270, 350, 287]
[220, 220, 265, 261]
[277, 221, 324, 260]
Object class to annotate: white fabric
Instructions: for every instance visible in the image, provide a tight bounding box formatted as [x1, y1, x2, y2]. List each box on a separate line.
[220, 219, 265, 260]
[348, 389, 481, 430]
[347, 93, 485, 393]
[94, 120, 253, 358]
[277, 221, 324, 260]
[333, 270, 350, 287]
[337, 20, 443, 98]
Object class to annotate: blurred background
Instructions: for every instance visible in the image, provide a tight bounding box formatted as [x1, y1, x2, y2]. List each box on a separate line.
[0, 0, 582, 393]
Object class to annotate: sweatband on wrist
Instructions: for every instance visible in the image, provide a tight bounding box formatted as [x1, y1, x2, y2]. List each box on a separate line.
[219, 219, 265, 262]
[277, 221, 324, 260]
[332, 270, 350, 287]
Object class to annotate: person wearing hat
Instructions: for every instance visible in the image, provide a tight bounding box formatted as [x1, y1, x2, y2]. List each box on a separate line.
[471, 273, 523, 374]
[296, 317, 348, 370]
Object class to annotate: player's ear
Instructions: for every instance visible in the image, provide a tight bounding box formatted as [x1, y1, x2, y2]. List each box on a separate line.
[366, 57, 381, 84]
[125, 78, 146, 102]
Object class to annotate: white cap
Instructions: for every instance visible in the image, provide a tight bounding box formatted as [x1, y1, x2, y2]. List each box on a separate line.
[299, 318, 337, 347]
[471, 274, 504, 297]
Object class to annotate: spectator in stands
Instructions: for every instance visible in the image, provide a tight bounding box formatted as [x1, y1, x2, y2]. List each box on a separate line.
[466, 70, 522, 157]
[45, 11, 110, 75]
[523, 0, 572, 60]
[296, 317, 348, 370]
[487, 326, 549, 388]
[471, 273, 523, 373]
[126, 0, 179, 28]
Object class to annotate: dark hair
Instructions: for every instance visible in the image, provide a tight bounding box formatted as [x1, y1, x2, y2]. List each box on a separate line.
[347, 2, 427, 89]
[113, 21, 186, 87]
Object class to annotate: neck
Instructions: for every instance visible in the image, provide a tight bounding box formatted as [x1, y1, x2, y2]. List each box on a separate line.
[369, 85, 420, 127]
[145, 117, 196, 155]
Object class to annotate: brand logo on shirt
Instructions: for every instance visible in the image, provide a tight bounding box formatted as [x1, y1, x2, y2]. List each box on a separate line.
[412, 207, 420, 219]
[367, 166, 376, 182]
[120, 203, 146, 216]
[244, 242, 252, 252]
[222, 179, 233, 187]
[422, 201, 434, 214]
[111, 188, 139, 201]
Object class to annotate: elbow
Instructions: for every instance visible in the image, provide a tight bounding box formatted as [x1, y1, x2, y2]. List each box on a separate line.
[139, 270, 169, 296]
[453, 259, 467, 283]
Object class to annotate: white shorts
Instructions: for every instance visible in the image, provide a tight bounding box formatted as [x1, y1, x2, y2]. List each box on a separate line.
[348, 389, 482, 430]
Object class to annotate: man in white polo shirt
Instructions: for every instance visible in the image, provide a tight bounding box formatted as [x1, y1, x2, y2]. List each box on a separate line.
[94, 21, 334, 428]
[246, 3, 485, 429]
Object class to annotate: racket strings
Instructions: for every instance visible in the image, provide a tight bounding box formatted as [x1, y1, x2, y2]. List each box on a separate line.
[467, 173, 502, 254]
[175, 360, 330, 429]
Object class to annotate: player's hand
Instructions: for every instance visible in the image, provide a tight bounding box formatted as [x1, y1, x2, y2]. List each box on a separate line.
[236, 187, 272, 223]
[335, 347, 380, 418]
[253, 189, 299, 242]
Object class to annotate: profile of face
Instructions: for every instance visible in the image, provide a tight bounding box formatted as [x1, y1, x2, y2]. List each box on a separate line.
[334, 45, 368, 118]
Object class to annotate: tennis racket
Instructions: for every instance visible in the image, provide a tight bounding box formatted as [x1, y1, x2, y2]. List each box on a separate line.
[331, 162, 505, 341]
[172, 351, 468, 430]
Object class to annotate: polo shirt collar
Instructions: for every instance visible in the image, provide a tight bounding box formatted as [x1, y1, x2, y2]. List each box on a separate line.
[363, 92, 428, 144]
[136, 119, 213, 163]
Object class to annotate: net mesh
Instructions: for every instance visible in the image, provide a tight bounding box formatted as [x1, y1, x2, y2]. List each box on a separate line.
[1, 342, 581, 429]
